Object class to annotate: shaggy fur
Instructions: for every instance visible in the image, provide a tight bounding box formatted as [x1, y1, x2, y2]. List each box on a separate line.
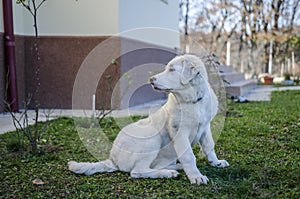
[68, 54, 229, 185]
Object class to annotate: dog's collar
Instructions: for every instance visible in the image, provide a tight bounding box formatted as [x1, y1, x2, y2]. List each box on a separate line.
[173, 94, 203, 104]
[191, 97, 202, 104]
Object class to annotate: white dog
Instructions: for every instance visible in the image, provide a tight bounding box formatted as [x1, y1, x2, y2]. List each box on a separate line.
[68, 54, 229, 185]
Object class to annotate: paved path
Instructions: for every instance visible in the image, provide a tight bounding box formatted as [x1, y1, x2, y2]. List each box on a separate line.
[246, 86, 300, 101]
[0, 100, 165, 135]
[1, 86, 300, 134]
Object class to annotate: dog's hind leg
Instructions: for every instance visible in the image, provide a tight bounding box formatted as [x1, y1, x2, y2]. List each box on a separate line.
[200, 125, 229, 168]
[130, 153, 179, 179]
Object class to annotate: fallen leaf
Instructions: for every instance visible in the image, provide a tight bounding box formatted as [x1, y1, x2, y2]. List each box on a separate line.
[32, 178, 45, 185]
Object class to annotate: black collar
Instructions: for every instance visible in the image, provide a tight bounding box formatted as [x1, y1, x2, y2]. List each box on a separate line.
[191, 97, 202, 104]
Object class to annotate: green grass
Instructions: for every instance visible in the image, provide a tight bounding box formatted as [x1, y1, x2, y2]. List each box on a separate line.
[0, 90, 299, 198]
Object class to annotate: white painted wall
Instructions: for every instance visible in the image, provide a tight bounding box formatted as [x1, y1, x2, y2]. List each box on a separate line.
[119, 0, 179, 49]
[13, 0, 119, 36]
[5, 0, 179, 48]
[13, 3, 29, 35]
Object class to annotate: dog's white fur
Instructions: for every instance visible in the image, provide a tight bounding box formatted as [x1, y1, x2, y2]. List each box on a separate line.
[68, 54, 229, 185]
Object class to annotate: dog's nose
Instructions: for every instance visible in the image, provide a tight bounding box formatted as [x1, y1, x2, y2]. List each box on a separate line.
[150, 77, 156, 84]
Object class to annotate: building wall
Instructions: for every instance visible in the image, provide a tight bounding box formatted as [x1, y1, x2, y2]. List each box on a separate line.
[15, 35, 26, 110]
[11, 0, 179, 41]
[12, 0, 119, 36]
[118, 0, 179, 108]
[1, 0, 179, 111]
[0, 1, 3, 32]
[22, 36, 118, 109]
[119, 0, 180, 49]
[119, 38, 176, 109]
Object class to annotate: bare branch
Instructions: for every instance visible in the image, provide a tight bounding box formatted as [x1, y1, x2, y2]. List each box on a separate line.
[36, 0, 47, 10]
[20, 1, 34, 16]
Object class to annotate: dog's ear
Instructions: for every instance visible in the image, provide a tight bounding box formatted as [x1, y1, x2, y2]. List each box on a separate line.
[180, 60, 199, 85]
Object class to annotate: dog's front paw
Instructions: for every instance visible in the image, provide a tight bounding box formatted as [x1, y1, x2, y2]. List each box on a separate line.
[210, 160, 229, 168]
[188, 173, 209, 185]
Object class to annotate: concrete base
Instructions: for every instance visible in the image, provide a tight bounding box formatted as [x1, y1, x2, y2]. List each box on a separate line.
[219, 65, 257, 98]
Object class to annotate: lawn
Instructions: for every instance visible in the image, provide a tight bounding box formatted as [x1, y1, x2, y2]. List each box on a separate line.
[0, 90, 299, 198]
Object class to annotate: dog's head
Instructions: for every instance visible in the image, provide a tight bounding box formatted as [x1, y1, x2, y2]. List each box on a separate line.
[150, 54, 208, 92]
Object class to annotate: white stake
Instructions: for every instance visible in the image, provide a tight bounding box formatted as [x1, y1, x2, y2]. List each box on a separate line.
[292, 51, 295, 78]
[226, 41, 231, 66]
[281, 63, 284, 77]
[241, 61, 244, 73]
[92, 94, 96, 117]
[288, 58, 291, 74]
[268, 40, 273, 74]
[186, 44, 190, 53]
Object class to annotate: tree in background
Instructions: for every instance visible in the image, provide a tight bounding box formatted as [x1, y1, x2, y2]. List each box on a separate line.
[180, 0, 300, 77]
[179, 0, 190, 52]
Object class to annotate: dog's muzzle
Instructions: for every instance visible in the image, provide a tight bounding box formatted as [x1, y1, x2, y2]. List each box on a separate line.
[149, 77, 172, 92]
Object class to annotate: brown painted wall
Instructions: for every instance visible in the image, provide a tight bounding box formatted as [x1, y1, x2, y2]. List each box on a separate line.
[23, 36, 115, 109]
[15, 35, 26, 109]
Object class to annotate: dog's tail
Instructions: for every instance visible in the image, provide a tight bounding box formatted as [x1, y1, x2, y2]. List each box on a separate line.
[68, 159, 118, 176]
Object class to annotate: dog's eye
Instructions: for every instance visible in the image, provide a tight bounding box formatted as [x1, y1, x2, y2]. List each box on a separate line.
[169, 68, 175, 72]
